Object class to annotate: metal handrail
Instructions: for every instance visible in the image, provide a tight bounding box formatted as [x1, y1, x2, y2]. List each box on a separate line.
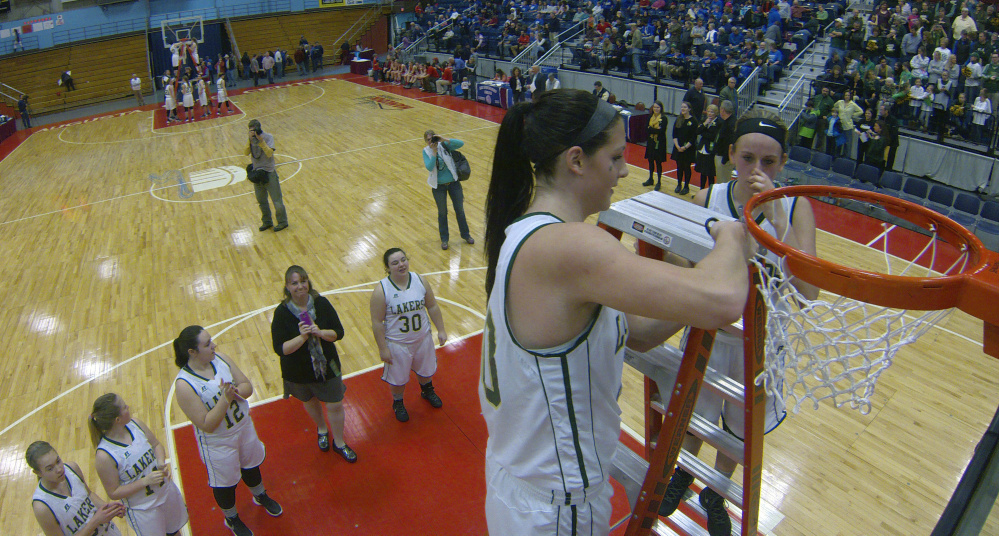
[777, 75, 809, 129]
[225, 18, 242, 64]
[556, 21, 584, 44]
[332, 5, 379, 51]
[535, 23, 584, 68]
[511, 41, 539, 67]
[737, 66, 761, 113]
[777, 75, 807, 109]
[0, 82, 24, 97]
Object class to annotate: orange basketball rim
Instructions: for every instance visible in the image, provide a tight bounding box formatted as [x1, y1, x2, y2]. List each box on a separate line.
[743, 185, 999, 358]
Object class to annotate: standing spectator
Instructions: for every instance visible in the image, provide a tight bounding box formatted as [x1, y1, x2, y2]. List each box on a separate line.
[714, 100, 737, 183]
[833, 89, 864, 156]
[245, 119, 288, 232]
[370, 248, 449, 422]
[172, 326, 284, 536]
[813, 85, 836, 151]
[683, 78, 707, 120]
[464, 55, 477, 100]
[262, 52, 275, 85]
[295, 47, 307, 75]
[226, 54, 238, 88]
[249, 53, 260, 86]
[17, 94, 30, 129]
[90, 393, 189, 536]
[865, 121, 889, 172]
[643, 101, 669, 190]
[528, 65, 547, 100]
[312, 43, 325, 71]
[719, 77, 738, 116]
[241, 51, 251, 81]
[983, 53, 999, 109]
[878, 105, 900, 170]
[953, 7, 978, 38]
[272, 265, 357, 461]
[423, 130, 474, 250]
[274, 49, 284, 78]
[509, 67, 527, 102]
[129, 74, 143, 106]
[696, 104, 721, 190]
[972, 87, 993, 143]
[797, 99, 821, 149]
[339, 41, 351, 65]
[27, 441, 127, 536]
[672, 101, 698, 195]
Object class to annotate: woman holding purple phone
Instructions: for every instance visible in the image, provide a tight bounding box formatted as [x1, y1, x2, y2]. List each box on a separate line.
[271, 265, 357, 462]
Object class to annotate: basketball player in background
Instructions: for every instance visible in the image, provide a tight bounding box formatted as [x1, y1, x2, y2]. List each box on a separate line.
[197, 76, 210, 118]
[480, 89, 752, 535]
[179, 76, 194, 121]
[90, 393, 189, 536]
[27, 441, 126, 536]
[658, 108, 818, 536]
[164, 77, 178, 123]
[173, 326, 283, 536]
[216, 72, 234, 115]
[370, 248, 449, 422]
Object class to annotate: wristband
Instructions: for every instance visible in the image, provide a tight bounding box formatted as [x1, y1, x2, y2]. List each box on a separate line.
[704, 217, 719, 237]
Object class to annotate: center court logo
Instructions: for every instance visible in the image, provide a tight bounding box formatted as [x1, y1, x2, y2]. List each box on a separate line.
[355, 95, 412, 110]
[149, 165, 245, 200]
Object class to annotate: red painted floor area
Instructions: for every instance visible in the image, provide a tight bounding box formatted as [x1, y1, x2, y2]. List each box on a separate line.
[153, 102, 244, 129]
[173, 334, 637, 535]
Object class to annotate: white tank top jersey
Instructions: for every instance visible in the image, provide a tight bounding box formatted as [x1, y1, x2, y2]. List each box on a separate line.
[480, 213, 629, 497]
[96, 422, 167, 511]
[175, 355, 250, 440]
[32, 464, 121, 536]
[216, 78, 227, 100]
[379, 273, 430, 344]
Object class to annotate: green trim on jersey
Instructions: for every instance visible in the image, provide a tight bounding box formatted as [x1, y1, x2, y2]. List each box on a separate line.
[387, 272, 412, 292]
[535, 355, 570, 493]
[182, 358, 219, 382]
[502, 214, 603, 358]
[560, 354, 589, 489]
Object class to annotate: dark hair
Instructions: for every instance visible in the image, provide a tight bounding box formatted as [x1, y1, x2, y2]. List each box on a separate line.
[484, 89, 621, 295]
[88, 393, 120, 447]
[173, 325, 204, 367]
[25, 441, 55, 472]
[382, 248, 405, 270]
[248, 119, 263, 134]
[282, 265, 320, 303]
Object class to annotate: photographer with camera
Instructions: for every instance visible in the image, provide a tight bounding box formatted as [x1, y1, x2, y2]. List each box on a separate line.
[245, 119, 288, 232]
[423, 130, 473, 250]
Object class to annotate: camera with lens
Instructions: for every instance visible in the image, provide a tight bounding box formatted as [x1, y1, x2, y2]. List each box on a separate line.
[431, 135, 442, 143]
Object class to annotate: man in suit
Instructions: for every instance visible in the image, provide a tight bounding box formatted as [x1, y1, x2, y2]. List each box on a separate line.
[528, 65, 547, 101]
[593, 81, 610, 100]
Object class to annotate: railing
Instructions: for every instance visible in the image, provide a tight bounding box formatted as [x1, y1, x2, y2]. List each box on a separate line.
[0, 35, 40, 55]
[737, 66, 761, 114]
[400, 19, 452, 62]
[777, 75, 809, 131]
[535, 22, 584, 69]
[332, 5, 379, 50]
[225, 18, 242, 64]
[510, 41, 539, 68]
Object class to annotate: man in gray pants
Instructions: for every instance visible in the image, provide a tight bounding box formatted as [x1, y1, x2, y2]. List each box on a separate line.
[245, 119, 288, 232]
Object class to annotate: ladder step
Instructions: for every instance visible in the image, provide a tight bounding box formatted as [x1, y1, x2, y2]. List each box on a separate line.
[628, 345, 746, 407]
[610, 442, 648, 509]
[678, 450, 744, 506]
[650, 400, 745, 463]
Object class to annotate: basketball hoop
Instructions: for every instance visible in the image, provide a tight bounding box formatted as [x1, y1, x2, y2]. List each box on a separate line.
[742, 186, 999, 414]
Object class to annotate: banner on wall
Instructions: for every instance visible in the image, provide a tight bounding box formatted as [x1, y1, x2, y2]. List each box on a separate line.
[320, 0, 376, 6]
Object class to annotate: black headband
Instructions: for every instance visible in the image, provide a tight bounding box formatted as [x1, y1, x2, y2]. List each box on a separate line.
[733, 117, 786, 152]
[572, 98, 619, 146]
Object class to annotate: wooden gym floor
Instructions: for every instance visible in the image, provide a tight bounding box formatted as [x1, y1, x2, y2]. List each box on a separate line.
[0, 73, 996, 535]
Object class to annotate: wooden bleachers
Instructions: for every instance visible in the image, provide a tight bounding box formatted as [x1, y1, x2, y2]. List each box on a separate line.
[0, 34, 148, 116]
[231, 8, 377, 67]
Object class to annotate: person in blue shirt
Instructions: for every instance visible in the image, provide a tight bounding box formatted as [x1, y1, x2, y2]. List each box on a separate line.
[729, 26, 745, 47]
[17, 95, 30, 129]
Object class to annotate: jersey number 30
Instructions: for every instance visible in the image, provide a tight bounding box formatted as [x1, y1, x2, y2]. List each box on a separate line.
[398, 314, 423, 333]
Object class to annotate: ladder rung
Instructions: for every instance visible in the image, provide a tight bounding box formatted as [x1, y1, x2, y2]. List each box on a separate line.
[678, 450, 743, 506]
[610, 442, 647, 509]
[628, 345, 746, 407]
[650, 401, 745, 463]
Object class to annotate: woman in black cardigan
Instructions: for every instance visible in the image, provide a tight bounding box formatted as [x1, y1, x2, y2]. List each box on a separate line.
[271, 265, 357, 462]
[643, 101, 669, 190]
[671, 100, 698, 195]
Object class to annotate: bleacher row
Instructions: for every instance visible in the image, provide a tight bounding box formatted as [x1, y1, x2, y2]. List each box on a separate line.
[0, 8, 379, 117]
[780, 145, 999, 249]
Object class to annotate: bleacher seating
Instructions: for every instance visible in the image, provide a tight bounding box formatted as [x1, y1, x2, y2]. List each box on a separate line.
[228, 7, 379, 68]
[0, 34, 147, 115]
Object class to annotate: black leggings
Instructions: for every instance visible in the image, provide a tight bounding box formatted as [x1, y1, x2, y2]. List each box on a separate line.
[676, 162, 692, 187]
[700, 174, 715, 189]
[647, 159, 663, 178]
[211, 466, 263, 509]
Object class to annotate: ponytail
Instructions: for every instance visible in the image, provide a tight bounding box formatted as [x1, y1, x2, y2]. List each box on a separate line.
[174, 325, 204, 367]
[484, 89, 620, 296]
[485, 102, 536, 295]
[88, 393, 120, 447]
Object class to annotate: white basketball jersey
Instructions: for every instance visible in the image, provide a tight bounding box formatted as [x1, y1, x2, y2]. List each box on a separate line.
[480, 213, 629, 495]
[216, 78, 227, 101]
[380, 273, 430, 344]
[32, 464, 122, 536]
[703, 181, 796, 271]
[96, 422, 167, 511]
[175, 355, 250, 440]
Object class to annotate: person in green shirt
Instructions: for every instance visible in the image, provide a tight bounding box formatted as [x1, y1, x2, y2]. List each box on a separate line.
[813, 85, 837, 151]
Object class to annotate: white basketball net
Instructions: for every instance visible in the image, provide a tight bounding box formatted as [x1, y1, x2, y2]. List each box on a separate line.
[751, 221, 969, 415]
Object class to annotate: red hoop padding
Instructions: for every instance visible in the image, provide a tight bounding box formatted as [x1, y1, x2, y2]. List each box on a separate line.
[743, 186, 999, 325]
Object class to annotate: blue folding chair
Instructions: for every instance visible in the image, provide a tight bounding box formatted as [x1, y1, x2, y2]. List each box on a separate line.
[923, 184, 956, 216]
[975, 201, 999, 251]
[879, 171, 904, 195]
[802, 152, 833, 184]
[825, 157, 856, 187]
[785, 145, 812, 174]
[949, 193, 982, 229]
[899, 176, 930, 206]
